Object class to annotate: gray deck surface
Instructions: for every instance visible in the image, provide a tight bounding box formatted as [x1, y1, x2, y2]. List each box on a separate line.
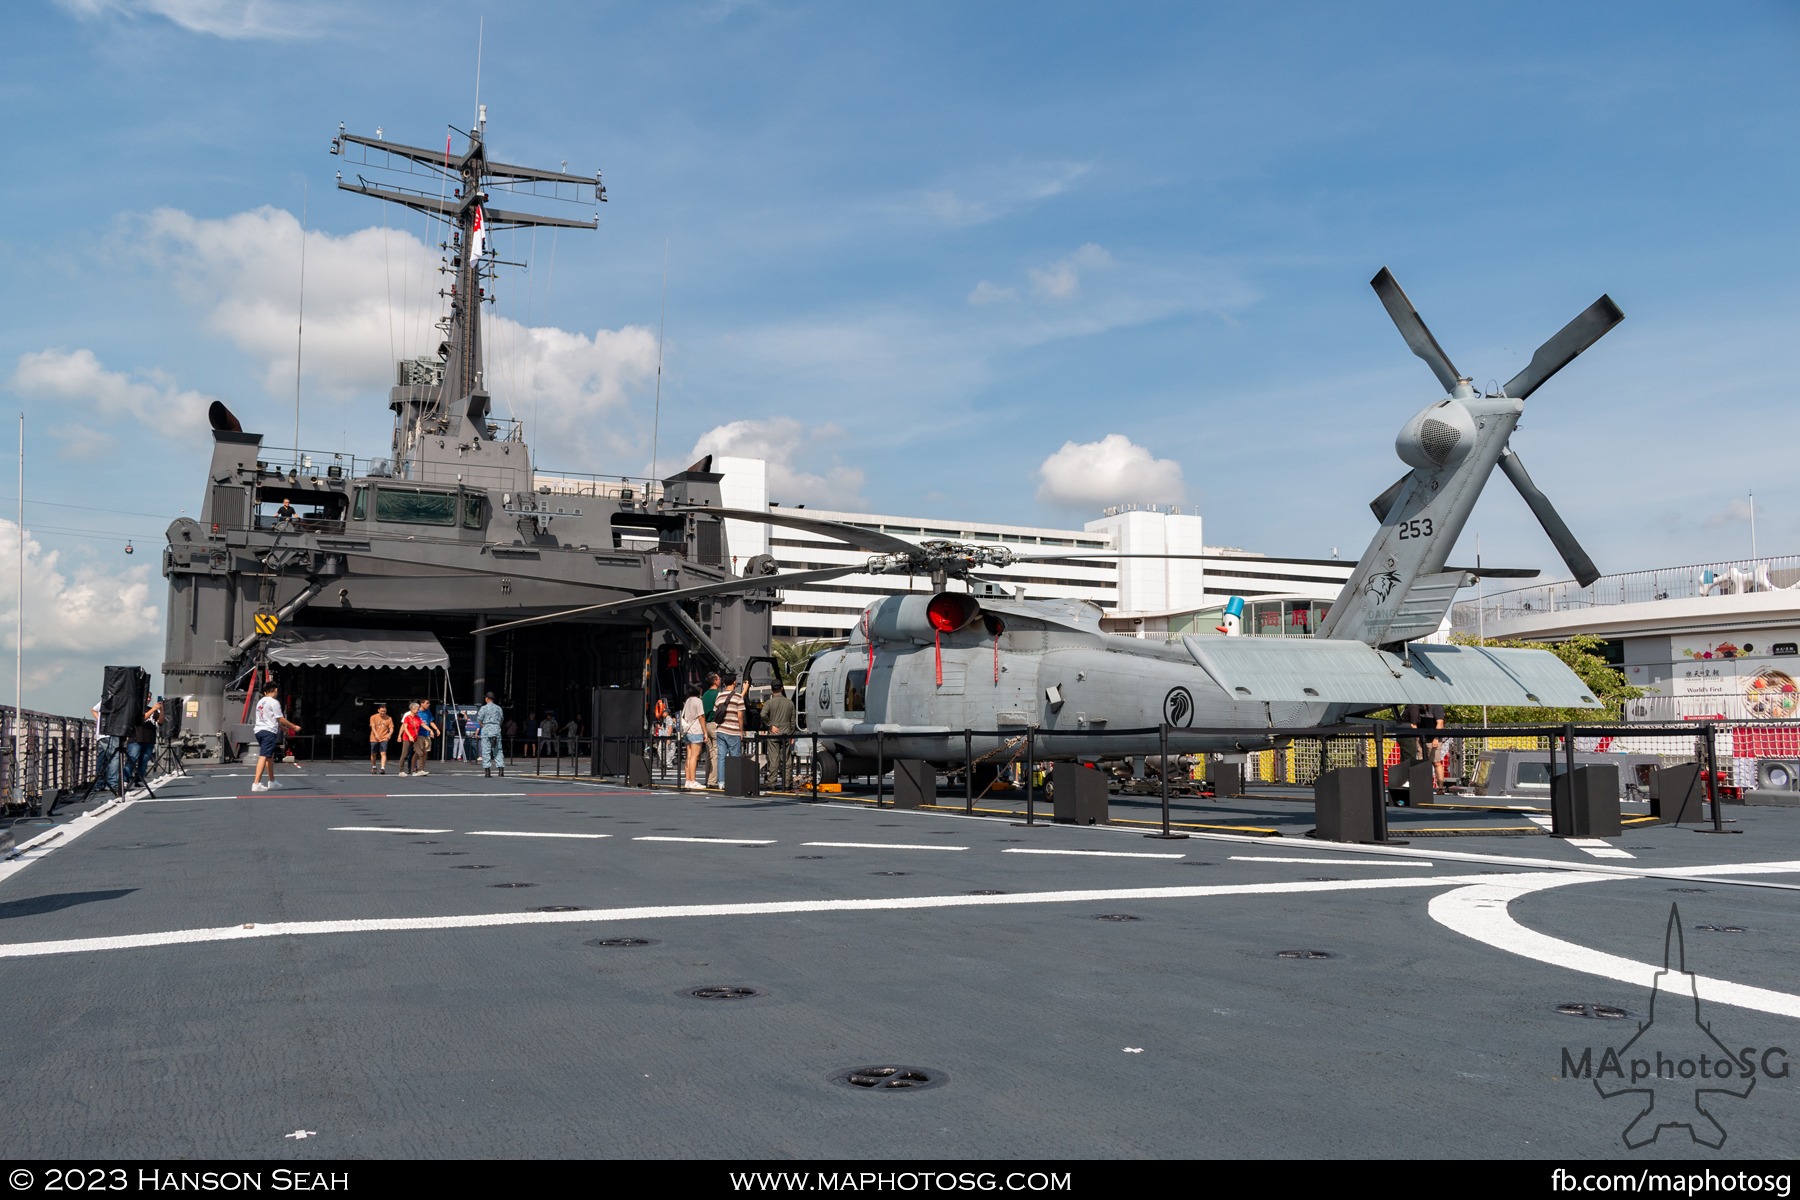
[1, 764, 1794, 1161]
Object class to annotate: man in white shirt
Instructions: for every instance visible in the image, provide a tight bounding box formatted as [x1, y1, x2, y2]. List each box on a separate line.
[251, 682, 300, 792]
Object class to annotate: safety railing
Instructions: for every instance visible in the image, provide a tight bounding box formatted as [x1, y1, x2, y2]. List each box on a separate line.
[558, 717, 1800, 839]
[0, 706, 100, 814]
[1451, 553, 1800, 631]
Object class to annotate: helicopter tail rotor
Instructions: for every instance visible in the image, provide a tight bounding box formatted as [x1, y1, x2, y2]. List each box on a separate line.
[1502, 293, 1624, 401]
[1372, 267, 1463, 393]
[1496, 447, 1601, 588]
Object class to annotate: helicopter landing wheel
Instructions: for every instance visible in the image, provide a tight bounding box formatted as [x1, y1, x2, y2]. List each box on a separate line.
[817, 750, 841, 785]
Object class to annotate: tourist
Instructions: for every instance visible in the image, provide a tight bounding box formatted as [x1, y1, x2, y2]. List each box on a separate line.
[251, 682, 300, 792]
[369, 703, 393, 775]
[680, 688, 707, 790]
[397, 701, 421, 777]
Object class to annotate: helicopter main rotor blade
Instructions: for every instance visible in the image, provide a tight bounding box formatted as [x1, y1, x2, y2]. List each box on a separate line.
[470, 564, 868, 636]
[1502, 293, 1624, 401]
[670, 506, 924, 557]
[1371, 267, 1462, 394]
[1497, 447, 1600, 587]
[1000, 551, 1217, 563]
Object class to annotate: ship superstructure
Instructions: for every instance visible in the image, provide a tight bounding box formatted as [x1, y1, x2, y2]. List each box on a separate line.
[161, 111, 769, 758]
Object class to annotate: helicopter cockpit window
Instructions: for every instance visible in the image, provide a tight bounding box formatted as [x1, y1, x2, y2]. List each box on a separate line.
[374, 487, 457, 526]
[843, 671, 866, 714]
[462, 493, 488, 529]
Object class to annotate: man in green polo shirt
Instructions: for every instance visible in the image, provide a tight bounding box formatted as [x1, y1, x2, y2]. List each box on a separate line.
[701, 672, 722, 786]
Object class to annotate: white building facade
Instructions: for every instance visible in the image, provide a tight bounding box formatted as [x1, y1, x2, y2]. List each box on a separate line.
[709, 456, 1352, 643]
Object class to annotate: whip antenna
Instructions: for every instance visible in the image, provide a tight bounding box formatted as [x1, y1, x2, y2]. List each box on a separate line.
[651, 238, 668, 481]
[293, 179, 308, 460]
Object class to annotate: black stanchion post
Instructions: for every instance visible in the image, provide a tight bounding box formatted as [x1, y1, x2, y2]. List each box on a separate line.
[1563, 722, 1577, 792]
[1161, 722, 1169, 831]
[1702, 722, 1733, 834]
[1146, 721, 1188, 839]
[1020, 732, 1037, 826]
[876, 731, 885, 808]
[964, 728, 973, 814]
[1371, 721, 1388, 842]
[810, 735, 819, 801]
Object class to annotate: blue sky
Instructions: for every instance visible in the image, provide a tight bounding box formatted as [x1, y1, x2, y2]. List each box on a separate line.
[3, 0, 1798, 712]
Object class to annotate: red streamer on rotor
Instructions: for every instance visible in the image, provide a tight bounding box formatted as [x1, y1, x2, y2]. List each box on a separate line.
[863, 609, 875, 686]
[935, 630, 942, 687]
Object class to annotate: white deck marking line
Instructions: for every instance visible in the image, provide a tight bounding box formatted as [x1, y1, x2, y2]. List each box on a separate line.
[802, 841, 967, 851]
[329, 826, 453, 834]
[1229, 856, 1435, 867]
[0, 873, 1504, 960]
[0, 797, 137, 885]
[1566, 838, 1636, 860]
[1169, 827, 1800, 891]
[1661, 861, 1800, 876]
[465, 831, 610, 840]
[1526, 815, 1554, 827]
[1003, 848, 1185, 860]
[1429, 873, 1800, 1020]
[633, 836, 777, 845]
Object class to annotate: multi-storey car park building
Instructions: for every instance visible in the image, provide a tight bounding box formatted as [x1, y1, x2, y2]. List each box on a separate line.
[705, 456, 1354, 644]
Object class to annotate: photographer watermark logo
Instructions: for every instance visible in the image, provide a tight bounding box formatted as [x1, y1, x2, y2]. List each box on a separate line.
[1559, 904, 1788, 1149]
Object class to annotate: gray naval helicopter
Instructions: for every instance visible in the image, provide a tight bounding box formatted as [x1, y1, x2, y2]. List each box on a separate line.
[477, 268, 1623, 781]
[161, 110, 776, 760]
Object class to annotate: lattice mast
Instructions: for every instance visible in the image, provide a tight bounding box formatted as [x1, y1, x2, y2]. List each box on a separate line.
[330, 108, 604, 477]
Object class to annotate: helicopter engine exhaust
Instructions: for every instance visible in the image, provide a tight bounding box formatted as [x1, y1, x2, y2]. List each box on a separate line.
[860, 592, 988, 689]
[868, 592, 984, 642]
[926, 593, 984, 633]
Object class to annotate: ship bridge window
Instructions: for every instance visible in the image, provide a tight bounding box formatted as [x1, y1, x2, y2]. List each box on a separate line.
[463, 493, 488, 529]
[254, 488, 347, 532]
[375, 487, 458, 526]
[611, 510, 685, 551]
[352, 487, 367, 520]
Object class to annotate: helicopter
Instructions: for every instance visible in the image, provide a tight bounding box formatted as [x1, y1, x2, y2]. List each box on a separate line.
[475, 267, 1622, 780]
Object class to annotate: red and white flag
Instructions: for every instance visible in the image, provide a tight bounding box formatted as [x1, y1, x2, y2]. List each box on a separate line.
[471, 204, 486, 259]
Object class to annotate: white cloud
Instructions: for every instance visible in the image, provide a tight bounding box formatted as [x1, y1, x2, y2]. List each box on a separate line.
[1029, 244, 1113, 301]
[906, 162, 1091, 227]
[54, 0, 326, 39]
[1704, 498, 1755, 529]
[487, 320, 660, 461]
[10, 348, 216, 450]
[0, 519, 163, 713]
[691, 417, 866, 508]
[138, 206, 660, 462]
[967, 280, 1017, 305]
[1035, 434, 1185, 510]
[142, 206, 431, 398]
